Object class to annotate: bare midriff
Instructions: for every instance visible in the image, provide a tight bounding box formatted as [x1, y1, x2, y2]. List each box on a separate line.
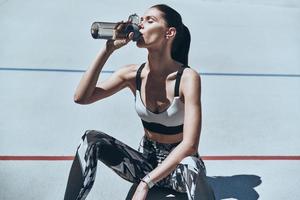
[144, 128, 183, 144]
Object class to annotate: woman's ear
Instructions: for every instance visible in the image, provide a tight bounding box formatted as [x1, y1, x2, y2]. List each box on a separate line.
[165, 27, 176, 39]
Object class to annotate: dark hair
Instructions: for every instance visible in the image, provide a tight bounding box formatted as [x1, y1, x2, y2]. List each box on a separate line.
[151, 4, 191, 65]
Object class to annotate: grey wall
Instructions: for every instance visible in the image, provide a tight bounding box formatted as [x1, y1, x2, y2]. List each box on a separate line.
[1, 0, 300, 154]
[1, 1, 300, 199]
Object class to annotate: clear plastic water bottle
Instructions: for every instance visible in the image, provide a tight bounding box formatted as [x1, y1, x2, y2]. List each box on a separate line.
[91, 14, 141, 41]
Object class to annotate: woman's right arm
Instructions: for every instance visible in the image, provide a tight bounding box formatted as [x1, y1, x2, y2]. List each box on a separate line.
[74, 27, 135, 104]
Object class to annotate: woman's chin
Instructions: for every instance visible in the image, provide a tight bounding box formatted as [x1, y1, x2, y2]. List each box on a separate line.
[136, 38, 146, 48]
[136, 43, 143, 48]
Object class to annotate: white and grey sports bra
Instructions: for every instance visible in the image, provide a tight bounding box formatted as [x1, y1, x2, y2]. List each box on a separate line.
[135, 63, 188, 135]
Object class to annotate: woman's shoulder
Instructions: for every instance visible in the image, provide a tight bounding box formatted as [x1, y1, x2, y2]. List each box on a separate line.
[115, 64, 139, 80]
[182, 67, 201, 82]
[181, 66, 201, 92]
[181, 68, 201, 98]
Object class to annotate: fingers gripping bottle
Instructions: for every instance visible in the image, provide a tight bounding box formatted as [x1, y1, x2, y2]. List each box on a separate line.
[90, 14, 141, 41]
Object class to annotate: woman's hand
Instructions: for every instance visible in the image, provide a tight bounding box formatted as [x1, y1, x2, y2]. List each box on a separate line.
[106, 21, 134, 52]
[132, 182, 149, 200]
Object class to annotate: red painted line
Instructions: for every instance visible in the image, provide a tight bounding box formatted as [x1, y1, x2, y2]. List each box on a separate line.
[1, 155, 300, 161]
[0, 156, 74, 161]
[202, 156, 300, 160]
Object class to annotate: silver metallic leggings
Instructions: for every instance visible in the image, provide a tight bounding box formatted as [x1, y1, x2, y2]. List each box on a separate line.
[64, 130, 215, 200]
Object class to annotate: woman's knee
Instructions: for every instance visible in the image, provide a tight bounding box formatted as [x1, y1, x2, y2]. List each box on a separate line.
[83, 130, 107, 139]
[77, 130, 109, 155]
[179, 156, 206, 175]
[80, 130, 125, 166]
[80, 130, 114, 146]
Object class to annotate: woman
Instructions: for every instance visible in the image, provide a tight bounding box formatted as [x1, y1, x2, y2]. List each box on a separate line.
[64, 4, 215, 200]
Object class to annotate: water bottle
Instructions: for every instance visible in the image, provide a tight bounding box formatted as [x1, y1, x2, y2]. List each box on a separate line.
[91, 13, 141, 41]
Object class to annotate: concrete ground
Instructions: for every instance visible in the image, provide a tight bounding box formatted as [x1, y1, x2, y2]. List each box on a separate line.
[1, 0, 300, 199]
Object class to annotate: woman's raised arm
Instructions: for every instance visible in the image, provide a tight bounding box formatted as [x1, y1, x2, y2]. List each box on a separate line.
[74, 28, 135, 104]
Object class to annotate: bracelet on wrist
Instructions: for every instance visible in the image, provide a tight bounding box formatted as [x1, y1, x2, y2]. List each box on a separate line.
[141, 174, 155, 189]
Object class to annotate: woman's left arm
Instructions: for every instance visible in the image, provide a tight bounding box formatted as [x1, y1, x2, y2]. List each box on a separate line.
[132, 69, 202, 199]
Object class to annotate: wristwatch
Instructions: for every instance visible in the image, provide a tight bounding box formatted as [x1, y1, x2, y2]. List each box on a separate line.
[141, 174, 155, 189]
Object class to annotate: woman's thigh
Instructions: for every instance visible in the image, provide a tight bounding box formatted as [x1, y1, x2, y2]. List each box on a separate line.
[80, 130, 154, 183]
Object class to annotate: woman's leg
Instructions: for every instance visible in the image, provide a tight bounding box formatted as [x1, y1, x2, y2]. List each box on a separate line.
[64, 130, 153, 200]
[169, 156, 215, 200]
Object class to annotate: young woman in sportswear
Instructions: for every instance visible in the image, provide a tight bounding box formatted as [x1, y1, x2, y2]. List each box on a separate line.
[64, 4, 215, 200]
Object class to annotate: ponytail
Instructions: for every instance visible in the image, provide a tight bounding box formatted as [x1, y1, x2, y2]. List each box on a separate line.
[151, 4, 191, 65]
[171, 24, 191, 65]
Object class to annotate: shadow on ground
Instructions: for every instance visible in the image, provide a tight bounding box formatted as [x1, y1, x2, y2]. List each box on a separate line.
[126, 174, 261, 200]
[126, 184, 188, 200]
[208, 174, 262, 200]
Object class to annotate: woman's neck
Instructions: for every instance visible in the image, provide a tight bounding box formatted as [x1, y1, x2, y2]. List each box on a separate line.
[146, 48, 178, 74]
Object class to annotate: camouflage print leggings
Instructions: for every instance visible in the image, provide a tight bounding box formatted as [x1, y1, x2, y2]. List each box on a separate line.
[64, 130, 215, 200]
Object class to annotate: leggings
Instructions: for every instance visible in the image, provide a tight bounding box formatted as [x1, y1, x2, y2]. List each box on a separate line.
[64, 130, 215, 200]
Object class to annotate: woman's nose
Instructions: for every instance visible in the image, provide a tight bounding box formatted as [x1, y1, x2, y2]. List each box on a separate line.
[138, 22, 144, 29]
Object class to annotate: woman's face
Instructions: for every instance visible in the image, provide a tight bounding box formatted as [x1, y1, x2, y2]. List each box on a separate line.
[136, 8, 169, 48]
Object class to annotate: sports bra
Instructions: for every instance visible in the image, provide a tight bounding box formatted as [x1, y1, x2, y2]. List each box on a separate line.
[135, 63, 188, 135]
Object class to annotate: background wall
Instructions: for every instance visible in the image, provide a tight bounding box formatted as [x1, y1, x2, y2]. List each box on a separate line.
[0, 0, 299, 199]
